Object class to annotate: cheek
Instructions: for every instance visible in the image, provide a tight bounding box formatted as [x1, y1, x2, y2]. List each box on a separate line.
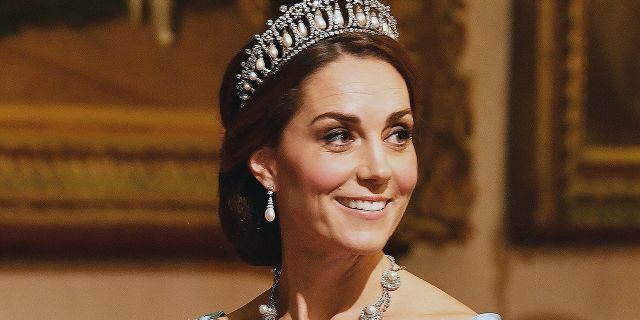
[283, 153, 354, 193]
[394, 151, 418, 194]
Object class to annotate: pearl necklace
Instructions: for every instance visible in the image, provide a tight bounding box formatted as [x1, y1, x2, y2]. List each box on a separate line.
[258, 255, 404, 320]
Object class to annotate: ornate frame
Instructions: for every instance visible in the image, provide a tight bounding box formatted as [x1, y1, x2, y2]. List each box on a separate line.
[0, 0, 472, 259]
[508, 0, 640, 245]
[0, 105, 226, 259]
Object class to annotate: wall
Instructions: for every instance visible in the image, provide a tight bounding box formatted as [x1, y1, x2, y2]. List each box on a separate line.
[505, 248, 640, 320]
[411, 2, 640, 320]
[409, 2, 640, 320]
[404, 0, 511, 313]
[0, 262, 271, 319]
[1, 2, 639, 320]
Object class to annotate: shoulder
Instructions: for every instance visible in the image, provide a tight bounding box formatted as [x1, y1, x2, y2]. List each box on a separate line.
[387, 270, 486, 319]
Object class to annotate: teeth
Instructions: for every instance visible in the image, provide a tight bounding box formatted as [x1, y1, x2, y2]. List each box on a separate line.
[343, 199, 386, 211]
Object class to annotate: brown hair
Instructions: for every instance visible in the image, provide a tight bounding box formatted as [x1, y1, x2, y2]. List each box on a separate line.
[218, 32, 417, 266]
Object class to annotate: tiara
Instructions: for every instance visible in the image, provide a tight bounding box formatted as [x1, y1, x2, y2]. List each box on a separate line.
[236, 0, 399, 109]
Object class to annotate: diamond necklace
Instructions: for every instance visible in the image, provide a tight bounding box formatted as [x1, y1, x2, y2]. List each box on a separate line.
[258, 255, 404, 320]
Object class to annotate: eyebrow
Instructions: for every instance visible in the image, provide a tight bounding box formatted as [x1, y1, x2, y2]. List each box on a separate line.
[309, 108, 412, 126]
[386, 109, 413, 126]
[310, 112, 360, 126]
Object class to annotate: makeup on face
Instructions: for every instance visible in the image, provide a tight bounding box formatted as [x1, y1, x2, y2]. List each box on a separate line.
[272, 55, 417, 254]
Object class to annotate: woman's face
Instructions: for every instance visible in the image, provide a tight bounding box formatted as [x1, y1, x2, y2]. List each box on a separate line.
[270, 55, 417, 256]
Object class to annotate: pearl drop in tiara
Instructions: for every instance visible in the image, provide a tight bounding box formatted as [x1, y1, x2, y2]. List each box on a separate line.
[236, 0, 399, 109]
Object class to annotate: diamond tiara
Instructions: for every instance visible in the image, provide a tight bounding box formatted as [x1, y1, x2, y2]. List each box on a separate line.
[235, 0, 399, 109]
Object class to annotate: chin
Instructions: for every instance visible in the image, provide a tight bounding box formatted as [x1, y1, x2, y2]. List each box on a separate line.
[323, 216, 401, 255]
[334, 230, 393, 255]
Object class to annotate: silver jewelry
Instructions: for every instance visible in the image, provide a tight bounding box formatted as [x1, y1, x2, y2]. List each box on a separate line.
[264, 184, 276, 222]
[258, 254, 404, 320]
[236, 0, 399, 109]
[258, 267, 281, 320]
[359, 255, 404, 320]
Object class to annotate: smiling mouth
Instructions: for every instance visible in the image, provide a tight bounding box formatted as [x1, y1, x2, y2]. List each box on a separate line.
[336, 198, 389, 211]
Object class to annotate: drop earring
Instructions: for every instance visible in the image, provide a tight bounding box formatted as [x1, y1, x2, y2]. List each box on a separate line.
[264, 184, 276, 222]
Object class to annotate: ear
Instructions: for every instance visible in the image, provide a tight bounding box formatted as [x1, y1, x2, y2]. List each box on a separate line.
[248, 146, 277, 190]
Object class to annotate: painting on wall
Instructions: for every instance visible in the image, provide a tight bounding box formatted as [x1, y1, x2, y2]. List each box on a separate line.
[0, 105, 225, 259]
[508, 0, 640, 245]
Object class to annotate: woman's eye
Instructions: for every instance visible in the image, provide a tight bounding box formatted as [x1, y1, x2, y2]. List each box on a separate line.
[386, 127, 413, 145]
[323, 128, 354, 147]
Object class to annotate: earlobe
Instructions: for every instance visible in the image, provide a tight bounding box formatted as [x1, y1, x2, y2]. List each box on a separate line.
[248, 147, 277, 190]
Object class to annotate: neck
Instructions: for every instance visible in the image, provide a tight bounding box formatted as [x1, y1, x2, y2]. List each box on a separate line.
[276, 247, 387, 320]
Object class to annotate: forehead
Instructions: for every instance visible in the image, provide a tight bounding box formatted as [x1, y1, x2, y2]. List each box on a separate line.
[299, 56, 409, 115]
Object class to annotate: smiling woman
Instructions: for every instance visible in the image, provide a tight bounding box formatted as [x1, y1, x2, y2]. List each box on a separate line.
[250, 56, 417, 259]
[209, 0, 500, 319]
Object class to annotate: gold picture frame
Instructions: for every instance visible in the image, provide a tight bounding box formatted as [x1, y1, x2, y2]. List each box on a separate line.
[0, 105, 227, 258]
[508, 0, 640, 244]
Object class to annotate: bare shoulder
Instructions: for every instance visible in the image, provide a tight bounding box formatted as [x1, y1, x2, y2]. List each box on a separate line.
[386, 270, 477, 319]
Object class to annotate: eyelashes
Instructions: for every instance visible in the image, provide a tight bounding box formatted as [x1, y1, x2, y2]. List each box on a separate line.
[387, 126, 413, 145]
[320, 124, 413, 151]
[322, 128, 354, 150]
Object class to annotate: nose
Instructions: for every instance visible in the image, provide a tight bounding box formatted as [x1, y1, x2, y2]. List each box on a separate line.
[356, 140, 392, 184]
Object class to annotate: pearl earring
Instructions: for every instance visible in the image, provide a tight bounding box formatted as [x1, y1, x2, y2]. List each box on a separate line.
[264, 184, 276, 222]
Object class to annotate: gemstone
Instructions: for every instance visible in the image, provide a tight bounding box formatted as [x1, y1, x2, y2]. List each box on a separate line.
[265, 207, 276, 222]
[258, 304, 269, 315]
[283, 31, 293, 47]
[314, 10, 327, 30]
[298, 21, 308, 36]
[256, 57, 265, 71]
[334, 9, 344, 26]
[249, 71, 258, 81]
[382, 22, 389, 33]
[243, 82, 252, 91]
[279, 5, 287, 13]
[268, 43, 279, 58]
[356, 9, 367, 26]
[365, 305, 377, 315]
[387, 270, 398, 281]
[370, 15, 380, 29]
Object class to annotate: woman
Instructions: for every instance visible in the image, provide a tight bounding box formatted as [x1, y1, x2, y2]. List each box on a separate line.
[205, 0, 501, 319]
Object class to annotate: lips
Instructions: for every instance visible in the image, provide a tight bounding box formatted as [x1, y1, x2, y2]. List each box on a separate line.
[336, 198, 389, 212]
